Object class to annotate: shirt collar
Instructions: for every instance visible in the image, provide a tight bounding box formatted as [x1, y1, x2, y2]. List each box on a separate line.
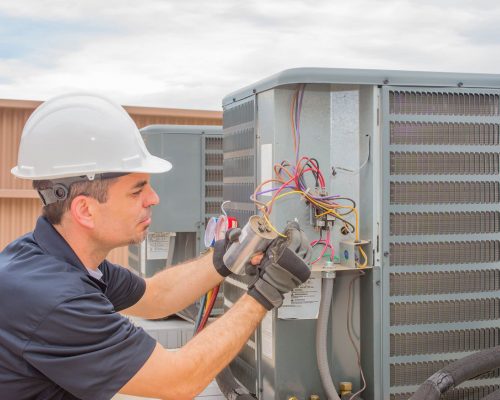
[33, 216, 88, 273]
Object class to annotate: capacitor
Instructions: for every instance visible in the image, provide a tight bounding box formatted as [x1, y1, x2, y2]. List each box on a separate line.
[222, 215, 278, 275]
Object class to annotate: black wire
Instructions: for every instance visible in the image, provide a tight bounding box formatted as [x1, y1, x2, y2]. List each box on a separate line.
[299, 158, 320, 188]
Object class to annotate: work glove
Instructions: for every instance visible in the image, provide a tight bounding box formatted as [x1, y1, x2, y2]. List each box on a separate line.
[247, 221, 312, 310]
[213, 228, 242, 277]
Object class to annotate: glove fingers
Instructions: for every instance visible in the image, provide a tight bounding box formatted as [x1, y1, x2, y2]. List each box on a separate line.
[226, 228, 242, 243]
[263, 266, 303, 292]
[300, 231, 312, 264]
[286, 228, 302, 253]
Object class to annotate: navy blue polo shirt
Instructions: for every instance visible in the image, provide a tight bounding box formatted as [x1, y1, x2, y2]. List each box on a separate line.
[0, 217, 156, 400]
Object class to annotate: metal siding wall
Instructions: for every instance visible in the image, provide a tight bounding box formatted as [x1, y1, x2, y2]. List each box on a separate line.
[0, 198, 41, 248]
[0, 107, 33, 190]
[0, 100, 222, 268]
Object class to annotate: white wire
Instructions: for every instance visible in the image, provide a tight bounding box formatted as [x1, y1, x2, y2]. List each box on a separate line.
[333, 135, 370, 175]
[220, 200, 230, 217]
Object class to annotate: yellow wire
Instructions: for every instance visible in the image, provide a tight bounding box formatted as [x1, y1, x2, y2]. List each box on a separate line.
[262, 213, 287, 238]
[357, 246, 368, 269]
[266, 189, 361, 242]
[266, 190, 304, 205]
[205, 289, 212, 312]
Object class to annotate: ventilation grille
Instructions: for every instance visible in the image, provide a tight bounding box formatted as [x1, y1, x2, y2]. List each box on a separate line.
[390, 298, 500, 326]
[390, 212, 500, 235]
[205, 201, 221, 215]
[390, 328, 500, 356]
[390, 270, 500, 296]
[224, 127, 255, 153]
[205, 136, 223, 150]
[223, 156, 254, 178]
[390, 181, 500, 204]
[205, 169, 223, 182]
[390, 122, 500, 145]
[391, 360, 500, 387]
[385, 88, 500, 400]
[223, 182, 254, 203]
[223, 100, 256, 226]
[389, 91, 500, 116]
[203, 135, 223, 219]
[390, 385, 500, 400]
[223, 101, 254, 128]
[205, 184, 222, 198]
[205, 153, 223, 166]
[390, 241, 500, 266]
[390, 152, 499, 175]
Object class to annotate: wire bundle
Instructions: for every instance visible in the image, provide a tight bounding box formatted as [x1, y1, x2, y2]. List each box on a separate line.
[194, 285, 220, 333]
[196, 202, 236, 333]
[250, 85, 367, 268]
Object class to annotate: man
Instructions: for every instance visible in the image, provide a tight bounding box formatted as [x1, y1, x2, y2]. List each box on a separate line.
[0, 93, 312, 399]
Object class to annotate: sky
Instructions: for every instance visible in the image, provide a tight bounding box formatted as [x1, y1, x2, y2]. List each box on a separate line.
[0, 0, 499, 110]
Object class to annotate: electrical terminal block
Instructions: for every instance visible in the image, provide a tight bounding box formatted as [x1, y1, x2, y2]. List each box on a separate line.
[308, 187, 335, 229]
[339, 240, 371, 268]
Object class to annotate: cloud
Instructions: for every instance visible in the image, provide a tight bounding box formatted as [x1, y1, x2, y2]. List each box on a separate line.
[0, 0, 499, 110]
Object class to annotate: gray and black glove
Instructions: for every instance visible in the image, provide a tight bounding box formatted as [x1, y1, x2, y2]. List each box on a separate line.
[248, 221, 312, 310]
[213, 228, 242, 277]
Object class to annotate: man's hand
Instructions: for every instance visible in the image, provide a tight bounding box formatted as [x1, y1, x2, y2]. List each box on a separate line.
[212, 228, 242, 277]
[247, 221, 312, 310]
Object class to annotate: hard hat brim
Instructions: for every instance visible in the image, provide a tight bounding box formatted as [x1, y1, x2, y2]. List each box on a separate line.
[11, 155, 172, 180]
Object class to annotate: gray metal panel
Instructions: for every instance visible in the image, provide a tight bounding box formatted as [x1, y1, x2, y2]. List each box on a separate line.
[129, 124, 223, 318]
[143, 131, 202, 233]
[222, 83, 383, 399]
[381, 85, 500, 399]
[223, 68, 500, 106]
[140, 124, 222, 135]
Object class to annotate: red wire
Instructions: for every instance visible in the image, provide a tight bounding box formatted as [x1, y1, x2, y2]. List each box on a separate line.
[267, 176, 296, 214]
[196, 285, 220, 334]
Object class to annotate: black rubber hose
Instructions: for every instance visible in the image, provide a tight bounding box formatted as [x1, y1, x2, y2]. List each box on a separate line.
[482, 389, 500, 400]
[410, 346, 500, 400]
[215, 366, 256, 400]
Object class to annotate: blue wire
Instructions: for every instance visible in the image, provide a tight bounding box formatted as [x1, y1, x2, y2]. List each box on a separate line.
[194, 294, 207, 332]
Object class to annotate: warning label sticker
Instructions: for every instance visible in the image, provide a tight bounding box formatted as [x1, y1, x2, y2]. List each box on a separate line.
[147, 232, 175, 260]
[277, 277, 321, 320]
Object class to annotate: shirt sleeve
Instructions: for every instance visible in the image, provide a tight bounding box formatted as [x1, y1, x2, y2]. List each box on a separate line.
[101, 260, 146, 311]
[23, 293, 156, 400]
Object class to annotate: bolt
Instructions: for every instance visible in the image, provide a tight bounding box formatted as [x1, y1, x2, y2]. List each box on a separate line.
[383, 251, 390, 257]
[323, 270, 336, 279]
[376, 280, 381, 286]
[383, 79, 389, 84]
[458, 82, 464, 87]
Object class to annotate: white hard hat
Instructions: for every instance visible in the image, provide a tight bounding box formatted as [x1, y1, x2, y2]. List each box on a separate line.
[11, 93, 172, 180]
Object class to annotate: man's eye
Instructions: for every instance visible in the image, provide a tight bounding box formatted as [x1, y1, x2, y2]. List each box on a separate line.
[132, 190, 142, 196]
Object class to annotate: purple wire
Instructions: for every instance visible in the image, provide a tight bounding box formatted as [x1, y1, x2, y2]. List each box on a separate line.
[294, 85, 305, 164]
[255, 186, 295, 196]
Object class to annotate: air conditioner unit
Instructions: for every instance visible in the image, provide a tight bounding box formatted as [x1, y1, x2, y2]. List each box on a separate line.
[128, 124, 223, 320]
[221, 68, 500, 400]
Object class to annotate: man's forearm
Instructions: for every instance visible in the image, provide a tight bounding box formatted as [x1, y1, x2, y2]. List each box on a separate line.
[120, 294, 267, 399]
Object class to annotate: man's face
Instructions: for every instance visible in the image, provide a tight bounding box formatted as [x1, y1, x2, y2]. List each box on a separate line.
[92, 173, 159, 248]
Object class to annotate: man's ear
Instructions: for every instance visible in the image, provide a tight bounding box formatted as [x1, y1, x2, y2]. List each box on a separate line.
[69, 195, 96, 229]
